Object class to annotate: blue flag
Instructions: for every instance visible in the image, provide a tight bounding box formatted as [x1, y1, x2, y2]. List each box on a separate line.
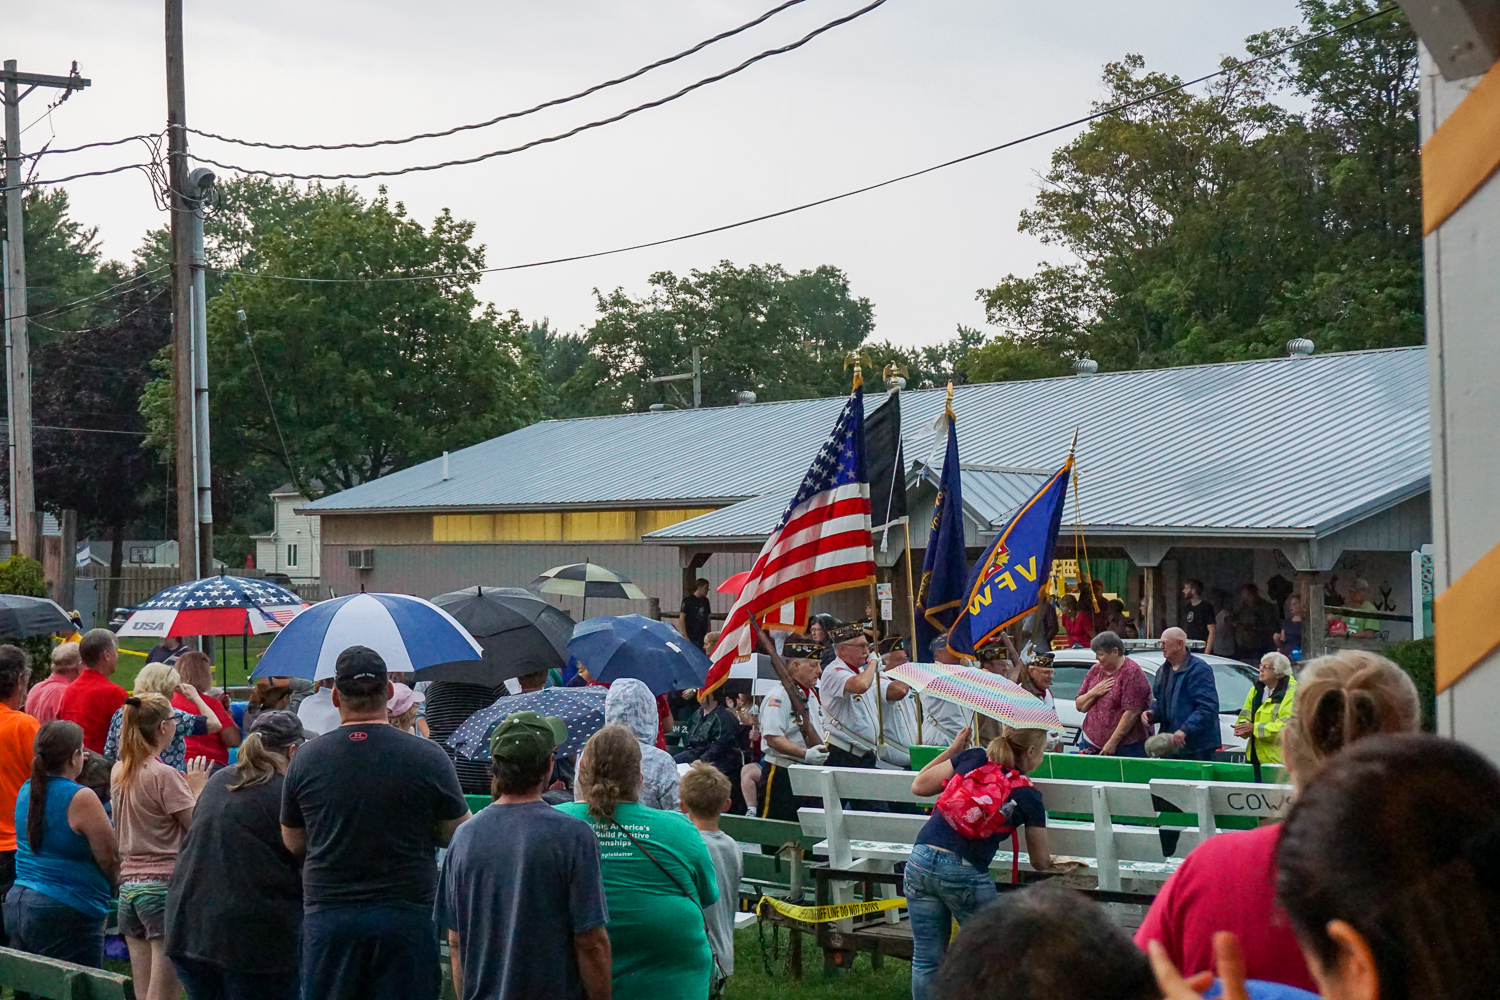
[948, 456, 1073, 657]
[914, 400, 968, 662]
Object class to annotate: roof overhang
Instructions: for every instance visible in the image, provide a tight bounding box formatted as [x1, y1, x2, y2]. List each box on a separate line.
[298, 497, 753, 517]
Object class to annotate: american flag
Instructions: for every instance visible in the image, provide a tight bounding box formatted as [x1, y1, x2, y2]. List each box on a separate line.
[703, 386, 876, 695]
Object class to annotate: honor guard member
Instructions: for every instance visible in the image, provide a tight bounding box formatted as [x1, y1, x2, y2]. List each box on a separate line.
[919, 634, 971, 748]
[875, 636, 918, 769]
[757, 640, 828, 820]
[817, 623, 910, 768]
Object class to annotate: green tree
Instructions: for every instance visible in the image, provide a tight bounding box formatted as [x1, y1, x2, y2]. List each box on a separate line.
[144, 187, 543, 494]
[567, 261, 874, 414]
[974, 0, 1420, 376]
[19, 189, 116, 340]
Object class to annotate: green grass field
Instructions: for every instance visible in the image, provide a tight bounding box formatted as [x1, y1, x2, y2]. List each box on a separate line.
[726, 927, 909, 1000]
[114, 634, 275, 692]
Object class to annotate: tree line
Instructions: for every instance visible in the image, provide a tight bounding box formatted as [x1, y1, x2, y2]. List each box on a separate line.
[5, 0, 1419, 567]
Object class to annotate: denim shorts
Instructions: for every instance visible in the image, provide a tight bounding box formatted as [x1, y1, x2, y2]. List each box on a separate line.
[117, 879, 170, 940]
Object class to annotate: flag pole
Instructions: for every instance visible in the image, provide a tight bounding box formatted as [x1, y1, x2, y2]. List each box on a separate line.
[849, 354, 886, 749]
[1021, 428, 1079, 658]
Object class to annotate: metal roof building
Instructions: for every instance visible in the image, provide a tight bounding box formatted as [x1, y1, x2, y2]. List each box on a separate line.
[307, 346, 1431, 649]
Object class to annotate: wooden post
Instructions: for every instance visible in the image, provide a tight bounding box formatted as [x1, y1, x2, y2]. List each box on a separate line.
[1302, 570, 1326, 660]
[57, 510, 76, 610]
[1143, 566, 1157, 639]
[1161, 559, 1179, 634]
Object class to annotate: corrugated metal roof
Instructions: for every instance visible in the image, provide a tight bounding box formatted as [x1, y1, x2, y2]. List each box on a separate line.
[307, 347, 1430, 540]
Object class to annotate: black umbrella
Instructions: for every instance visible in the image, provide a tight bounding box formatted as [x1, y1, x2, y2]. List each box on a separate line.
[0, 595, 74, 639]
[416, 586, 576, 685]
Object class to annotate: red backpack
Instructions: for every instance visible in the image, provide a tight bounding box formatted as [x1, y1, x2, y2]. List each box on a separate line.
[935, 763, 1033, 840]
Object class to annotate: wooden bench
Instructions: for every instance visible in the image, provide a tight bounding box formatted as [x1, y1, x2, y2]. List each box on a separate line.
[0, 946, 134, 999]
[1148, 779, 1294, 839]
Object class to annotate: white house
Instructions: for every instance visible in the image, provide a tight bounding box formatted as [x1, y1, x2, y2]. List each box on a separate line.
[252, 483, 322, 583]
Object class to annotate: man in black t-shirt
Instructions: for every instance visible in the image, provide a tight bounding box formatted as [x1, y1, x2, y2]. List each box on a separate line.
[678, 578, 713, 647]
[1177, 578, 1216, 651]
[281, 646, 471, 1000]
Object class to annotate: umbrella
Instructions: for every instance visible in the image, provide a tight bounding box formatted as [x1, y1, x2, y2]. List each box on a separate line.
[117, 575, 307, 638]
[568, 614, 710, 695]
[251, 593, 482, 681]
[0, 595, 74, 639]
[885, 659, 1062, 730]
[531, 562, 647, 619]
[418, 586, 576, 685]
[448, 687, 607, 761]
[717, 571, 751, 595]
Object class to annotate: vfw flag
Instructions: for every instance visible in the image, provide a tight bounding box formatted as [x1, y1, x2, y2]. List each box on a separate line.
[948, 455, 1072, 657]
[703, 387, 877, 696]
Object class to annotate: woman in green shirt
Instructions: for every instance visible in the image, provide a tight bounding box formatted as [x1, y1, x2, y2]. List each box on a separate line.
[557, 724, 719, 1000]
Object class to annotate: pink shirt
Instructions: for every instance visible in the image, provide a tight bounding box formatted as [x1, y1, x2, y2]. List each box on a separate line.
[24, 672, 73, 724]
[1077, 657, 1152, 749]
[1134, 823, 1316, 993]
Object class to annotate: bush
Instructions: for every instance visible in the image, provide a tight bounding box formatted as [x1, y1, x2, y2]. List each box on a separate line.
[0, 554, 46, 597]
[1383, 636, 1436, 732]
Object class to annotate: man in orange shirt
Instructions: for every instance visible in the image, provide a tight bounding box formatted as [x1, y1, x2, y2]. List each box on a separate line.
[0, 644, 38, 946]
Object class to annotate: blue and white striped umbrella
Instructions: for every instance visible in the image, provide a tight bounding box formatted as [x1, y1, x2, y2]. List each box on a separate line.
[251, 593, 482, 681]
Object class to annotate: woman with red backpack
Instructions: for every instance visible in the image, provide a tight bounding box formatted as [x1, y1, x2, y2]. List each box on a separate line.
[905, 725, 1054, 1000]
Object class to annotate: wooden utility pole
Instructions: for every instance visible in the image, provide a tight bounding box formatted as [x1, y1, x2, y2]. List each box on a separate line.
[2, 60, 88, 559]
[166, 0, 197, 583]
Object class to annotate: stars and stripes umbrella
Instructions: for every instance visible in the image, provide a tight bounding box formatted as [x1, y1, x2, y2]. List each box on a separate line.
[0, 595, 75, 639]
[448, 687, 607, 761]
[568, 614, 711, 695]
[885, 659, 1062, 730]
[117, 575, 308, 639]
[531, 562, 648, 619]
[251, 593, 482, 681]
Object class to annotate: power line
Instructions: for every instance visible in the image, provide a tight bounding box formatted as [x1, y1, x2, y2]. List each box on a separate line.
[185, 0, 891, 182]
[18, 161, 158, 189]
[211, 5, 1399, 286]
[188, 0, 814, 153]
[0, 265, 169, 326]
[16, 133, 164, 159]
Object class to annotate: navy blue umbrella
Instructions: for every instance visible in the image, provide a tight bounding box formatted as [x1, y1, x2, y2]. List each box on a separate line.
[568, 614, 710, 695]
[447, 687, 607, 762]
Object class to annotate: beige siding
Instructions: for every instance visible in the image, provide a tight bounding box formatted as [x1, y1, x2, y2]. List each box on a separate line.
[321, 513, 433, 545]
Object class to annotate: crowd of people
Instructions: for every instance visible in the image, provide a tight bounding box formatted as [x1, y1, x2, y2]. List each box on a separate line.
[0, 589, 1483, 1000]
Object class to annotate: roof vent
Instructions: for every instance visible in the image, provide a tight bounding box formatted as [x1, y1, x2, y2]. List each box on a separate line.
[441, 451, 450, 480]
[1073, 358, 1099, 376]
[734, 390, 758, 406]
[1287, 338, 1315, 358]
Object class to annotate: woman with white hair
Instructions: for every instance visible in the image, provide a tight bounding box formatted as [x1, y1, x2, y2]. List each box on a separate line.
[1233, 652, 1296, 766]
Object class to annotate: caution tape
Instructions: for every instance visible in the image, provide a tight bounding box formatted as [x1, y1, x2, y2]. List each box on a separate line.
[756, 893, 906, 924]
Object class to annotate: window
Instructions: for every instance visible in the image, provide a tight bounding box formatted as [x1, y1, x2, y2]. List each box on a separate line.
[286, 544, 298, 567]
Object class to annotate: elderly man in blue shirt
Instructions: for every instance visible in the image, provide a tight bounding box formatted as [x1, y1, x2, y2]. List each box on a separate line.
[1146, 627, 1221, 761]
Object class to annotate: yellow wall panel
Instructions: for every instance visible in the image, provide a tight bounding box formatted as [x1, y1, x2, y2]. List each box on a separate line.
[637, 508, 717, 534]
[562, 509, 637, 541]
[495, 512, 563, 541]
[433, 514, 496, 542]
[433, 507, 720, 543]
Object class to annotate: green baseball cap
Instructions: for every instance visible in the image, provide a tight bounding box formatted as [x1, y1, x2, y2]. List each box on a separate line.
[489, 710, 568, 766]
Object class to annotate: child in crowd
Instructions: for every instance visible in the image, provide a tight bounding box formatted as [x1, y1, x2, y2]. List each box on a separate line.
[679, 761, 741, 988]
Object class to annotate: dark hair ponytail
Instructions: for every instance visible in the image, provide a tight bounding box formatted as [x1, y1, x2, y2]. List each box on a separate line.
[27, 721, 83, 855]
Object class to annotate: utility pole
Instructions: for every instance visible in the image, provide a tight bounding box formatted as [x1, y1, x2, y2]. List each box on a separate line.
[2, 60, 89, 560]
[646, 346, 702, 408]
[186, 167, 215, 585]
[166, 0, 197, 583]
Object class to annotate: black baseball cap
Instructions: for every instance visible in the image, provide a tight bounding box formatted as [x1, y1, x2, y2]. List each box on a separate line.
[334, 645, 387, 685]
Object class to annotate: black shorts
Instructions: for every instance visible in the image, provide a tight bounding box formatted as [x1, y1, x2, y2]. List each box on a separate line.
[759, 761, 805, 821]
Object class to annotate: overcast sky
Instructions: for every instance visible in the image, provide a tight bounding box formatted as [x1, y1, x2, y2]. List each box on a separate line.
[14, 0, 1302, 348]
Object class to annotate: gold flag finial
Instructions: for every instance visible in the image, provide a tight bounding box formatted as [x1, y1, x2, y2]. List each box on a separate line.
[944, 381, 955, 419]
[845, 351, 868, 391]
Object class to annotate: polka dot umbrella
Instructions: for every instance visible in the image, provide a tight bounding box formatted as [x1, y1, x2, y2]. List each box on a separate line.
[447, 687, 607, 761]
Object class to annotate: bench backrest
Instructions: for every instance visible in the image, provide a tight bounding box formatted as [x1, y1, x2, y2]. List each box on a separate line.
[0, 946, 134, 999]
[1148, 779, 1294, 836]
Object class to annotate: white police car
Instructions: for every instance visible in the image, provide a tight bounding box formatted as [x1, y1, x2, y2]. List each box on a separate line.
[1047, 640, 1257, 755]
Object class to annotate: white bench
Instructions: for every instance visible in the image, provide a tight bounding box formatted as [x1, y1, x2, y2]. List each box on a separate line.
[786, 765, 1196, 894]
[1148, 779, 1294, 839]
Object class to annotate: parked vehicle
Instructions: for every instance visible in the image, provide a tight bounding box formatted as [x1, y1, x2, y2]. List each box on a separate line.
[108, 606, 137, 632]
[1047, 641, 1257, 754]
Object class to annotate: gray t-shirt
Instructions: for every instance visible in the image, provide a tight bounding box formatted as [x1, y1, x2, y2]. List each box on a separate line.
[698, 828, 742, 978]
[436, 801, 609, 1000]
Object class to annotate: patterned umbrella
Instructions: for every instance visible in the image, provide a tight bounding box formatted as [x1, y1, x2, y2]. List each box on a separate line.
[447, 687, 607, 761]
[531, 562, 646, 619]
[117, 575, 307, 638]
[885, 659, 1062, 730]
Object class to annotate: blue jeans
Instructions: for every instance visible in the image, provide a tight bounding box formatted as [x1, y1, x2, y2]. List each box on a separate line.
[2, 885, 105, 968]
[174, 956, 299, 1000]
[301, 904, 440, 1000]
[903, 843, 997, 1000]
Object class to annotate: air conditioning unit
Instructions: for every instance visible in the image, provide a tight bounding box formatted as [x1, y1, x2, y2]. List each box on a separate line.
[347, 548, 375, 570]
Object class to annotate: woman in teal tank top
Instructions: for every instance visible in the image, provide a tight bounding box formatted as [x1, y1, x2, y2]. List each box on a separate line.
[4, 721, 118, 969]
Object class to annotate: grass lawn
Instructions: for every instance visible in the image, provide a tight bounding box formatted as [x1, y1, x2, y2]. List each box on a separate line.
[114, 634, 276, 692]
[726, 926, 910, 1000]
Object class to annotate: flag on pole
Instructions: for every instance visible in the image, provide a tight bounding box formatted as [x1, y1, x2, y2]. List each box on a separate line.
[866, 389, 908, 533]
[948, 453, 1073, 657]
[702, 386, 877, 696]
[914, 386, 968, 661]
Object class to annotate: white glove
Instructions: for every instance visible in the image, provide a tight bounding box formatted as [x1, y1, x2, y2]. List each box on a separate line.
[802, 744, 830, 765]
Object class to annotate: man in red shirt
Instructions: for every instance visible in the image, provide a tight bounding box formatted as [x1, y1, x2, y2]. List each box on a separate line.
[0, 644, 39, 945]
[58, 629, 127, 755]
[24, 641, 81, 724]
